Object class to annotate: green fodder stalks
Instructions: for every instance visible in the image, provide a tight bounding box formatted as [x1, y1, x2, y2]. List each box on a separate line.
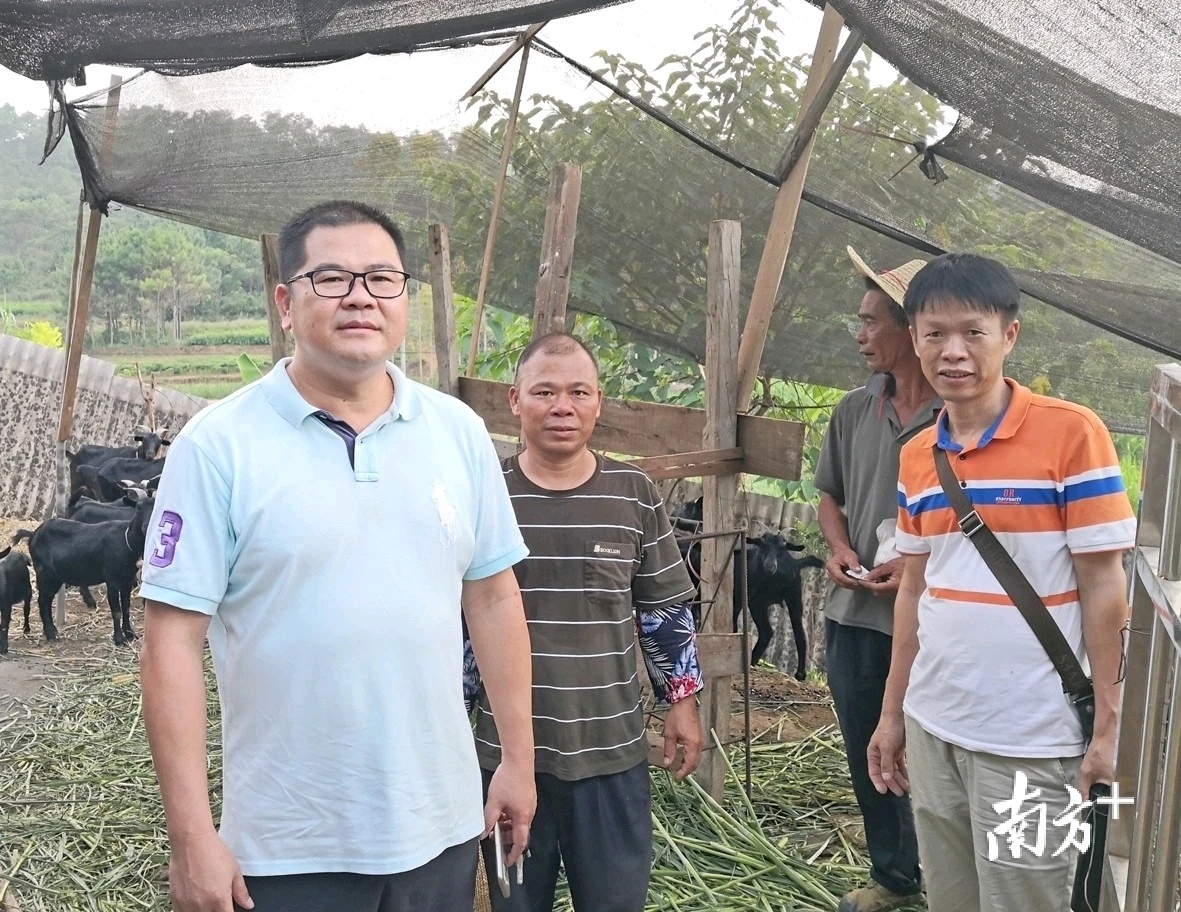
[0, 660, 921, 911]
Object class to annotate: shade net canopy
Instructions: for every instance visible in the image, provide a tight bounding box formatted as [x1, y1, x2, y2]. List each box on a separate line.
[827, 0, 1181, 268]
[28, 0, 1181, 432]
[0, 0, 628, 80]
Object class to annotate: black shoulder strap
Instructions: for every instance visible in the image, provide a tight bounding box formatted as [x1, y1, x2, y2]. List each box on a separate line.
[932, 445, 1092, 700]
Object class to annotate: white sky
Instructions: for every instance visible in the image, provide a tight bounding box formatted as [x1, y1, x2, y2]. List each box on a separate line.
[0, 0, 850, 132]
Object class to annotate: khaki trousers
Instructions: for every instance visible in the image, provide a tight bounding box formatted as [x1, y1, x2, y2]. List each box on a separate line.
[904, 716, 1083, 912]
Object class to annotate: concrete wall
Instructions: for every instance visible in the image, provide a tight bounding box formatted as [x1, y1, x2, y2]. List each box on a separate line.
[0, 335, 207, 519]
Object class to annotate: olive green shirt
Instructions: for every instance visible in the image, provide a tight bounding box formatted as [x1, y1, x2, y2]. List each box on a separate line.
[814, 373, 941, 634]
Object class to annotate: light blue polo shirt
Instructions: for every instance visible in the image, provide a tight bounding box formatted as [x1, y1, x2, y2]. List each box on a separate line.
[140, 359, 527, 877]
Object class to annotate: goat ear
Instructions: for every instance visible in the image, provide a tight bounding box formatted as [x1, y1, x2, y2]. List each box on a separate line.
[0, 546, 9, 559]
[134, 435, 144, 442]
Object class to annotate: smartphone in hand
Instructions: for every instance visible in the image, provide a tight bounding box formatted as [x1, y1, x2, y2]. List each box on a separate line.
[492, 823, 512, 898]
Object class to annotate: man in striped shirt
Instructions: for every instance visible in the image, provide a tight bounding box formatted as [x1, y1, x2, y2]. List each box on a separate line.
[867, 254, 1135, 911]
[471, 332, 703, 912]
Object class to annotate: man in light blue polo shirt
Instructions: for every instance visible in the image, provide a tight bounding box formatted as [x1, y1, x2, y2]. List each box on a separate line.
[139, 200, 535, 912]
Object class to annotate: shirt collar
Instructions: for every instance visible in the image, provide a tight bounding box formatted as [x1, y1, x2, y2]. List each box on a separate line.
[865, 372, 893, 399]
[866, 372, 942, 431]
[262, 358, 420, 428]
[935, 378, 1030, 452]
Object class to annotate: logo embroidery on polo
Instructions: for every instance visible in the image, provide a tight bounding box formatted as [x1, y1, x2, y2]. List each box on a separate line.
[995, 487, 1022, 505]
[432, 483, 456, 545]
[593, 543, 622, 556]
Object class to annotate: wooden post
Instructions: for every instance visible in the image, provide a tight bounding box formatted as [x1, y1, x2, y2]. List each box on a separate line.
[734, 4, 849, 410]
[697, 219, 742, 800]
[65, 192, 85, 348]
[260, 234, 289, 365]
[532, 163, 583, 339]
[54, 74, 122, 625]
[427, 224, 459, 397]
[466, 38, 533, 377]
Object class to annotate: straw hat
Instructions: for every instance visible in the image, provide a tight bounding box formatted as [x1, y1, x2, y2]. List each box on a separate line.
[846, 246, 927, 309]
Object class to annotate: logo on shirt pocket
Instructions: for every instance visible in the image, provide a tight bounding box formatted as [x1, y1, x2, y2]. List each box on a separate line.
[584, 540, 637, 604]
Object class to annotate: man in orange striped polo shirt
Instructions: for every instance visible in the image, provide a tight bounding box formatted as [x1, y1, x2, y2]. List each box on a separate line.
[866, 253, 1136, 912]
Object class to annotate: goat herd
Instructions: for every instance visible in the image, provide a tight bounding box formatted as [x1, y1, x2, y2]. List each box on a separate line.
[0, 427, 170, 655]
[0, 444, 824, 679]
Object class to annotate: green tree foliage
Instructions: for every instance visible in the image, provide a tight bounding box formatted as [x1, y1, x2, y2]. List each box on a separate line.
[415, 0, 1156, 427]
[0, 104, 81, 305]
[0, 104, 267, 343]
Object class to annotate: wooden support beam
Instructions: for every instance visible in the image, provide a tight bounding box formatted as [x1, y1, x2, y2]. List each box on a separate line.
[60, 216, 103, 418]
[57, 75, 122, 445]
[467, 39, 533, 376]
[461, 22, 547, 100]
[427, 224, 459, 397]
[65, 192, 85, 347]
[458, 377, 804, 480]
[697, 219, 743, 801]
[735, 5, 848, 410]
[774, 28, 864, 182]
[260, 234, 289, 366]
[626, 447, 743, 481]
[532, 162, 583, 339]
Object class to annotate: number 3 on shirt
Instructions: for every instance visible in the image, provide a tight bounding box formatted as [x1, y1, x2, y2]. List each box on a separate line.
[149, 511, 184, 568]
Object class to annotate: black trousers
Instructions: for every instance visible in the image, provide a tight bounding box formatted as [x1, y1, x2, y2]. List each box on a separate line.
[480, 761, 651, 912]
[236, 839, 478, 912]
[826, 619, 922, 895]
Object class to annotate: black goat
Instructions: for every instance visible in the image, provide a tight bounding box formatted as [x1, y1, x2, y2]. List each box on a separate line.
[67, 492, 141, 609]
[672, 498, 821, 679]
[743, 532, 824, 677]
[66, 429, 169, 498]
[71, 457, 164, 506]
[0, 546, 33, 656]
[13, 496, 155, 646]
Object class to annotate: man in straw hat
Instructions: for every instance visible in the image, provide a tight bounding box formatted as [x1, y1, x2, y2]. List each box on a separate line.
[814, 246, 938, 911]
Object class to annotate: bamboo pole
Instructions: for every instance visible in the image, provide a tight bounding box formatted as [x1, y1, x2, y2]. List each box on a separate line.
[466, 39, 533, 376]
[734, 5, 850, 410]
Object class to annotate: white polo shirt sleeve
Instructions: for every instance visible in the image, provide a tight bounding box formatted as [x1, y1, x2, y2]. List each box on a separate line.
[464, 426, 528, 581]
[140, 433, 234, 615]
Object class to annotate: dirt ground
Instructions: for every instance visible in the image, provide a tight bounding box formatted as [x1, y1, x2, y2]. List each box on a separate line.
[741, 666, 836, 742]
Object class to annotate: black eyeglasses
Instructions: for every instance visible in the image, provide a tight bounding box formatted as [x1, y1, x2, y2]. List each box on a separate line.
[286, 268, 411, 299]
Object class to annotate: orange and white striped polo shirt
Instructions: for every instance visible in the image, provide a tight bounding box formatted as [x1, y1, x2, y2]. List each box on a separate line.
[896, 380, 1135, 757]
